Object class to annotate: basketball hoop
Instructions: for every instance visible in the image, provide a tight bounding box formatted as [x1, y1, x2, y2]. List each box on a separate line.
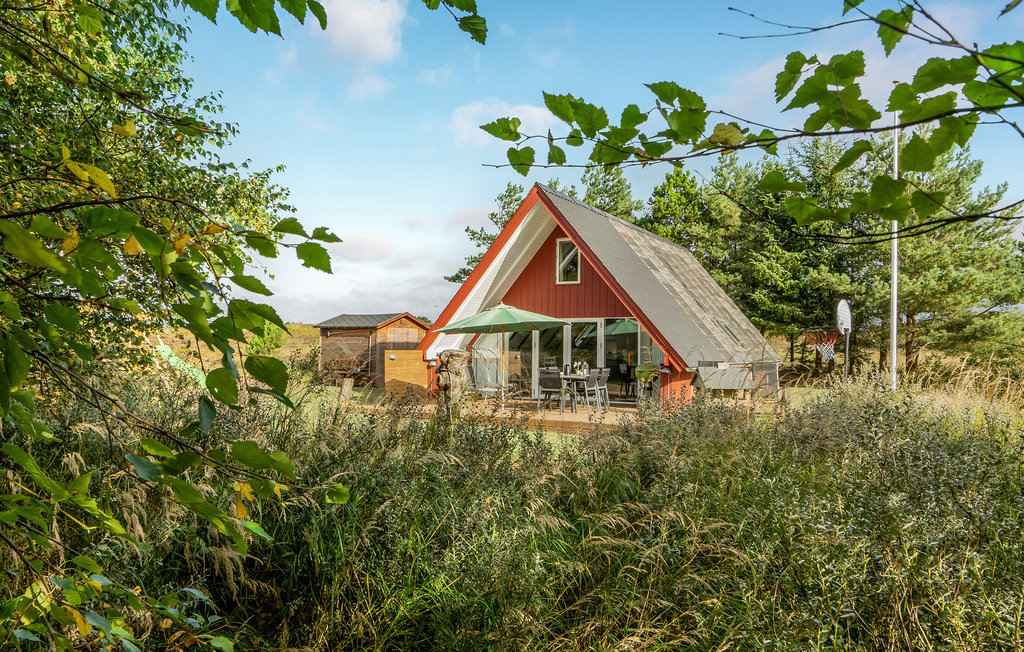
[803, 328, 839, 361]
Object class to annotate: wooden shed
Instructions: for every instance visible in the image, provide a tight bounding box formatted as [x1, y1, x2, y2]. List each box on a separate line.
[315, 313, 429, 387]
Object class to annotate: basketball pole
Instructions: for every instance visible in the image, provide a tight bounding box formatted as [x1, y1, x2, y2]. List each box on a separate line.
[889, 100, 900, 392]
[844, 331, 850, 381]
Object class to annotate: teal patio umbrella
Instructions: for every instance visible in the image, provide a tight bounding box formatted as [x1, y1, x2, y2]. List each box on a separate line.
[435, 304, 567, 404]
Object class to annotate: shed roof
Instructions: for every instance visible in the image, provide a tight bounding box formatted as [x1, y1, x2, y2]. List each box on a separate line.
[315, 312, 428, 330]
[538, 185, 779, 365]
[692, 366, 754, 391]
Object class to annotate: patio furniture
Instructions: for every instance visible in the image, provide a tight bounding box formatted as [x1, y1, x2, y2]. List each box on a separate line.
[581, 368, 602, 413]
[435, 304, 567, 410]
[595, 367, 610, 408]
[538, 368, 575, 414]
[619, 363, 635, 398]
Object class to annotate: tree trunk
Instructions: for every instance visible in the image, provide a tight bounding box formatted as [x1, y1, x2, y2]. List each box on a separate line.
[788, 334, 795, 363]
[814, 348, 822, 377]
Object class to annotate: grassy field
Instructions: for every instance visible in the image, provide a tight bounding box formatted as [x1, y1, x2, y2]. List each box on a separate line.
[14, 364, 1024, 651]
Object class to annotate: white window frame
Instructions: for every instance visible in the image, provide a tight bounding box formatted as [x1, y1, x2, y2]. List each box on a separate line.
[555, 238, 581, 285]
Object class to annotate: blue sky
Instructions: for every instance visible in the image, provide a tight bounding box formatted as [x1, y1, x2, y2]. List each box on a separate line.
[180, 0, 1024, 323]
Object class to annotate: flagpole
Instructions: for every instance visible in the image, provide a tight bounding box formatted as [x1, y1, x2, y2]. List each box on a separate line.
[890, 98, 900, 391]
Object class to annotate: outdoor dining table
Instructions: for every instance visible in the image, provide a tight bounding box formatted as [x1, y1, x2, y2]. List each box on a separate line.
[561, 373, 591, 413]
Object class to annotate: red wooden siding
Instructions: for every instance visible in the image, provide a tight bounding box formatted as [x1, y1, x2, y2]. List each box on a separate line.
[502, 226, 631, 318]
[660, 369, 694, 404]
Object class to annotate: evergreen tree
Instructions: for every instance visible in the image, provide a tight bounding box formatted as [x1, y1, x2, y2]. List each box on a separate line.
[581, 167, 643, 221]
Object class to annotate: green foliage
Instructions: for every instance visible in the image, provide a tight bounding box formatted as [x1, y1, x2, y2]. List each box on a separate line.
[0, 0, 487, 648]
[483, 2, 1023, 236]
[51, 372, 1024, 650]
[580, 166, 644, 221]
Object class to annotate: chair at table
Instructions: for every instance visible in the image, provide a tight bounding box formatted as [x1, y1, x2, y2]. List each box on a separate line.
[595, 367, 611, 409]
[618, 363, 635, 398]
[538, 368, 574, 414]
[581, 368, 603, 414]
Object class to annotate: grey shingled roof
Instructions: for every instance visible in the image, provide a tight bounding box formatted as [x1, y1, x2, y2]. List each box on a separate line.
[314, 313, 403, 329]
[693, 367, 755, 391]
[537, 184, 779, 366]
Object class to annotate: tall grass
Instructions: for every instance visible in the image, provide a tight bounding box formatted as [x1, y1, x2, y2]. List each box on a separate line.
[13, 365, 1024, 650]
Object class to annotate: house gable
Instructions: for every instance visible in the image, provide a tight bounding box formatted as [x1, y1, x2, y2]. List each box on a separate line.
[502, 225, 630, 319]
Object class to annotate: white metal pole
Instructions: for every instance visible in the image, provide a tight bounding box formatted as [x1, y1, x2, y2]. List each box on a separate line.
[890, 112, 899, 391]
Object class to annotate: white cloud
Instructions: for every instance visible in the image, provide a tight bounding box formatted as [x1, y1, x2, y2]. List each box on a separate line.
[349, 73, 393, 100]
[498, 23, 515, 36]
[319, 0, 407, 65]
[449, 99, 557, 148]
[530, 48, 562, 68]
[417, 63, 460, 86]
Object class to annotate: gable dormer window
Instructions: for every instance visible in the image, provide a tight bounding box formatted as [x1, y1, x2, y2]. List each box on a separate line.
[556, 238, 580, 284]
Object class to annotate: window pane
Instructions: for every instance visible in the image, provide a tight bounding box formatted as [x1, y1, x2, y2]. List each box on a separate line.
[507, 331, 532, 395]
[570, 322, 597, 370]
[557, 240, 579, 283]
[538, 325, 563, 371]
[605, 318, 638, 399]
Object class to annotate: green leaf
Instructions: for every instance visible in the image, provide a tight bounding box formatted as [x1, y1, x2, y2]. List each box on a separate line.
[183, 0, 219, 22]
[79, 207, 138, 237]
[245, 235, 278, 258]
[272, 217, 308, 237]
[231, 274, 272, 296]
[244, 355, 288, 394]
[565, 129, 584, 147]
[912, 55, 980, 93]
[479, 117, 522, 142]
[239, 520, 272, 540]
[238, 0, 281, 35]
[543, 92, 577, 124]
[43, 304, 80, 331]
[619, 104, 647, 130]
[757, 170, 806, 194]
[833, 141, 874, 174]
[843, 0, 865, 13]
[140, 438, 174, 458]
[206, 367, 239, 405]
[1002, 0, 1023, 15]
[308, 0, 327, 29]
[295, 242, 332, 273]
[199, 396, 216, 434]
[208, 636, 235, 652]
[0, 222, 64, 271]
[125, 454, 163, 482]
[457, 15, 487, 44]
[230, 440, 277, 471]
[326, 483, 349, 504]
[3, 333, 30, 391]
[182, 587, 209, 601]
[900, 133, 936, 172]
[827, 50, 866, 84]
[507, 146, 535, 176]
[868, 175, 908, 208]
[877, 7, 914, 56]
[311, 226, 341, 243]
[29, 216, 69, 239]
[910, 190, 946, 220]
[571, 100, 609, 138]
[775, 51, 808, 101]
[547, 138, 566, 166]
[13, 629, 41, 642]
[3, 443, 69, 499]
[279, 0, 306, 23]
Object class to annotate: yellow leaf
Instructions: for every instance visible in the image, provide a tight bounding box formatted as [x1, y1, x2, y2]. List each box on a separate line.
[78, 163, 117, 198]
[273, 482, 284, 500]
[62, 227, 80, 255]
[123, 234, 144, 256]
[233, 481, 254, 501]
[200, 223, 227, 236]
[235, 491, 248, 519]
[65, 160, 90, 182]
[708, 122, 745, 147]
[172, 232, 191, 254]
[70, 608, 91, 638]
[113, 119, 136, 137]
[159, 618, 173, 630]
[168, 630, 185, 643]
[61, 145, 71, 161]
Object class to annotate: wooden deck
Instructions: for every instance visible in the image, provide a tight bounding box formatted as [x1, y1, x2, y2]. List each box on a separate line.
[452, 397, 642, 433]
